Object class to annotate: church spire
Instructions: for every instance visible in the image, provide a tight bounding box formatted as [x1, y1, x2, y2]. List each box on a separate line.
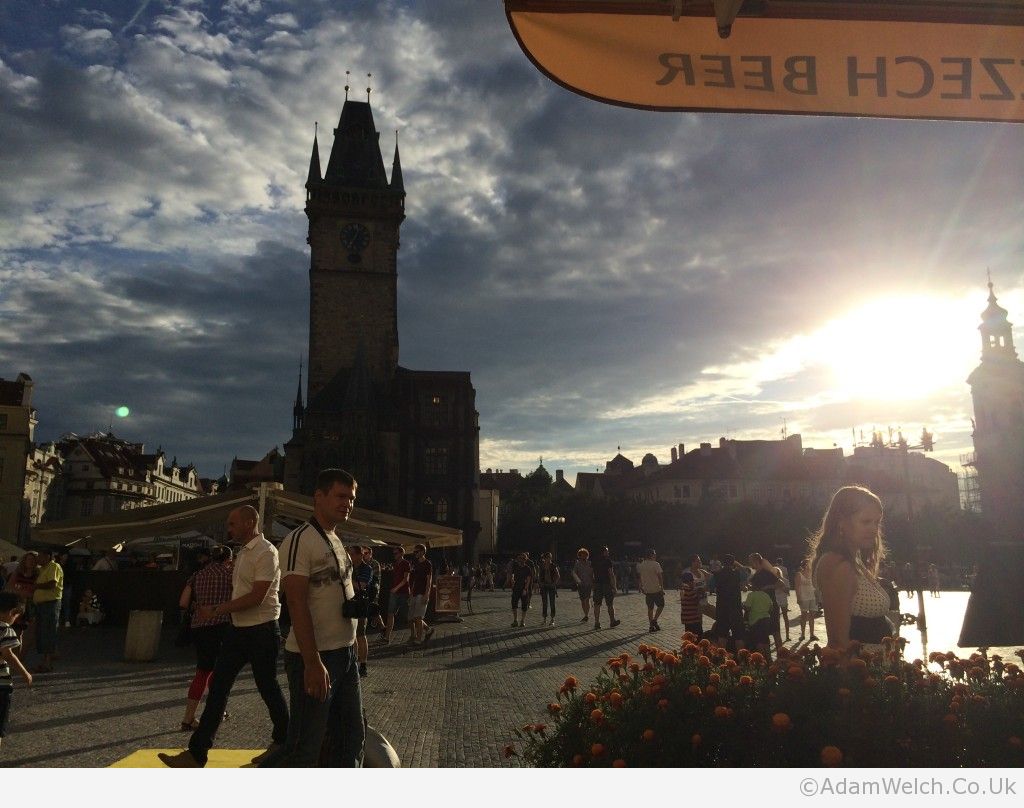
[980, 275, 1017, 361]
[391, 131, 404, 192]
[305, 124, 321, 192]
[293, 358, 305, 430]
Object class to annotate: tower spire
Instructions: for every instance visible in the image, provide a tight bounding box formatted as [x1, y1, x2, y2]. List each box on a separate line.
[391, 130, 404, 192]
[305, 123, 321, 191]
[293, 358, 305, 430]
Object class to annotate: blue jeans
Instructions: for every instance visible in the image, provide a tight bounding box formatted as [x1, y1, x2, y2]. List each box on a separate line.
[260, 646, 364, 768]
[540, 587, 557, 618]
[188, 621, 288, 766]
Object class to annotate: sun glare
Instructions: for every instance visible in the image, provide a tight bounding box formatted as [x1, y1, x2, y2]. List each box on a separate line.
[813, 296, 979, 401]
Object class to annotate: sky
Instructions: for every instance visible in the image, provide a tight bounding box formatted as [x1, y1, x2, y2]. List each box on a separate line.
[1, 0, 1023, 484]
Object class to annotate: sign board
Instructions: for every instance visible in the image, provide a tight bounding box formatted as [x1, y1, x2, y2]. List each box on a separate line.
[506, 1, 1024, 122]
[434, 575, 462, 615]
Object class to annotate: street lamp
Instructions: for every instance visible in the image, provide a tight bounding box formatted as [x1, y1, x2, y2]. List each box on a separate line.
[540, 515, 566, 561]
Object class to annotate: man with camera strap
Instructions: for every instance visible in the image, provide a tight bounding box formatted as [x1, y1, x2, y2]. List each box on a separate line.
[259, 468, 364, 767]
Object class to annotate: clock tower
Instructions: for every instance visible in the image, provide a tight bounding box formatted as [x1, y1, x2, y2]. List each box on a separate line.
[304, 98, 405, 402]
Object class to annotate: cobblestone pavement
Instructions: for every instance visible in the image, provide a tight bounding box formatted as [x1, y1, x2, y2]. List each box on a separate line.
[1, 589, 822, 768]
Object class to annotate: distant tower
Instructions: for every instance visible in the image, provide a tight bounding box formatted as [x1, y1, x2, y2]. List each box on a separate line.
[966, 277, 1024, 538]
[293, 360, 304, 431]
[303, 97, 406, 403]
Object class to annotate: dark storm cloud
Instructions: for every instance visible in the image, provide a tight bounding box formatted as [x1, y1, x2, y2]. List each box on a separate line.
[0, 0, 1022, 479]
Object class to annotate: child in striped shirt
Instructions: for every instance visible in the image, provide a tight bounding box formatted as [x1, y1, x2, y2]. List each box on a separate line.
[1, 592, 33, 748]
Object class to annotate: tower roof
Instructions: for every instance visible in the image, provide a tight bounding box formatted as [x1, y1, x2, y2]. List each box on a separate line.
[323, 100, 390, 189]
[391, 135, 404, 192]
[981, 278, 1010, 328]
[306, 131, 321, 188]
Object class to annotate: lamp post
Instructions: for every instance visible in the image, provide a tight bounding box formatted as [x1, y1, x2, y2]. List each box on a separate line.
[540, 515, 566, 561]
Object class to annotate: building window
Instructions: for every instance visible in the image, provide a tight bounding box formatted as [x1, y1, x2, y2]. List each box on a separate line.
[422, 394, 449, 427]
[436, 498, 448, 523]
[424, 446, 449, 476]
[422, 496, 434, 520]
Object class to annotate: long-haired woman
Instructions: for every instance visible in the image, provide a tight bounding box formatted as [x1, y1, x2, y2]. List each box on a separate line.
[807, 486, 892, 651]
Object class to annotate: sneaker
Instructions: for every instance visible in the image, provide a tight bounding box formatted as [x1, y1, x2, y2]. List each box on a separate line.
[158, 750, 202, 768]
[549, 617, 555, 625]
[610, 619, 621, 628]
[593, 622, 601, 630]
[511, 620, 519, 627]
[649, 622, 656, 632]
[358, 662, 368, 677]
[249, 744, 282, 765]
[579, 616, 588, 623]
[653, 621, 661, 631]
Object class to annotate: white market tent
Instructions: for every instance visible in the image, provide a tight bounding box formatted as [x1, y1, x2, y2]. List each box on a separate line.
[31, 483, 462, 552]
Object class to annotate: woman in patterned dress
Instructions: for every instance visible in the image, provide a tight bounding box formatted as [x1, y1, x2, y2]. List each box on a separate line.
[808, 486, 892, 651]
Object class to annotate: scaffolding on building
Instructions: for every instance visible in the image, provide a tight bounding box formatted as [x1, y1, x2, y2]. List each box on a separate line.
[960, 451, 981, 513]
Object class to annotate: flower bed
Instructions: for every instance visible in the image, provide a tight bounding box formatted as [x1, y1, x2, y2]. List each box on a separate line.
[508, 635, 1024, 767]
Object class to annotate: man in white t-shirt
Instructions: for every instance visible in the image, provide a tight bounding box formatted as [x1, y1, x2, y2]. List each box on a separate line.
[260, 468, 363, 768]
[159, 505, 288, 768]
[636, 548, 665, 633]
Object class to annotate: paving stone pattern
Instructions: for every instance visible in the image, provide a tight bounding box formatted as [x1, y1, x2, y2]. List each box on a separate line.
[0, 589, 814, 767]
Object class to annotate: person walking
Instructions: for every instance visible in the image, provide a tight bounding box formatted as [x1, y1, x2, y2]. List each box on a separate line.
[259, 468, 365, 767]
[159, 505, 289, 768]
[679, 555, 706, 636]
[537, 552, 560, 625]
[793, 559, 819, 641]
[508, 552, 535, 627]
[590, 547, 620, 630]
[571, 548, 593, 623]
[175, 545, 233, 731]
[3, 553, 37, 654]
[348, 545, 377, 678]
[408, 544, 434, 645]
[711, 554, 744, 649]
[382, 546, 411, 645]
[636, 548, 665, 632]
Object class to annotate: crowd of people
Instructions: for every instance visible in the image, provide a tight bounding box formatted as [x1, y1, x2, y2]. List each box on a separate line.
[0, 481, 940, 764]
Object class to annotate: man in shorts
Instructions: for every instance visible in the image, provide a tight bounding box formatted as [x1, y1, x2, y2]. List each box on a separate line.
[571, 548, 594, 623]
[636, 548, 665, 632]
[382, 546, 410, 645]
[408, 544, 434, 645]
[508, 552, 535, 627]
[590, 546, 620, 630]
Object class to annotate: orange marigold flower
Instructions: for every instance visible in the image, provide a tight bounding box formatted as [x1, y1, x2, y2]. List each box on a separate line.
[691, 733, 702, 746]
[714, 705, 729, 719]
[699, 638, 712, 649]
[863, 677, 878, 688]
[657, 698, 670, 710]
[591, 743, 606, 757]
[737, 648, 751, 661]
[724, 659, 739, 670]
[642, 729, 656, 742]
[688, 685, 702, 697]
[821, 746, 843, 767]
[533, 724, 547, 734]
[698, 655, 711, 667]
[585, 692, 599, 704]
[619, 674, 631, 685]
[682, 631, 697, 643]
[548, 703, 562, 715]
[564, 676, 579, 691]
[608, 692, 624, 708]
[771, 712, 792, 731]
[638, 643, 650, 656]
[590, 708, 604, 723]
[571, 754, 585, 766]
[884, 675, 900, 685]
[642, 662, 655, 673]
[709, 672, 721, 684]
[612, 758, 627, 768]
[653, 673, 667, 686]
[750, 652, 766, 667]
[629, 663, 641, 674]
[705, 684, 718, 696]
[503, 744, 517, 758]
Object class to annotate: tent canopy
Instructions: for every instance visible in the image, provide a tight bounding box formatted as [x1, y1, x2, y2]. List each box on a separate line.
[31, 484, 462, 552]
[506, 0, 1024, 122]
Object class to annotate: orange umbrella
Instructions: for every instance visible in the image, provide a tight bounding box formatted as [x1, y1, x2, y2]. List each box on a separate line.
[505, 1, 1024, 121]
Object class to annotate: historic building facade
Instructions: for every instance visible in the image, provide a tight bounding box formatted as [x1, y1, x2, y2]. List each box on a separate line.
[0, 373, 36, 543]
[967, 279, 1024, 538]
[283, 97, 480, 557]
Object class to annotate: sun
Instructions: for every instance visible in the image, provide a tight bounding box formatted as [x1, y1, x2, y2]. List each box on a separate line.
[812, 295, 980, 402]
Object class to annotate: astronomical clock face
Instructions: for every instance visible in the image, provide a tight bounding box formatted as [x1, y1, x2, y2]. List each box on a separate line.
[340, 222, 370, 253]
